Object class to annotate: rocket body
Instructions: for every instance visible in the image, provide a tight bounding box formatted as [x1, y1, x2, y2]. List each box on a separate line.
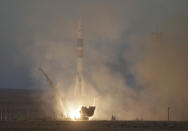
[74, 18, 84, 97]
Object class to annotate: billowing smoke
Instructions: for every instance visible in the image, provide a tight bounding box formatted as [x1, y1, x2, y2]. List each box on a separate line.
[125, 14, 188, 120]
[0, 0, 188, 121]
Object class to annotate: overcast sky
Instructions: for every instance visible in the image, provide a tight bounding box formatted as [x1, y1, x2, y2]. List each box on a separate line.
[0, 0, 187, 89]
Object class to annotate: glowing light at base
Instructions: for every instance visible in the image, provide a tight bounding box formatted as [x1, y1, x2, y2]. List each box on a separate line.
[66, 106, 82, 120]
[69, 109, 80, 120]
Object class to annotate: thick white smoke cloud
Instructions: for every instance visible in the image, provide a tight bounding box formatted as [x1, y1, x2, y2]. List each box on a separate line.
[124, 14, 188, 120]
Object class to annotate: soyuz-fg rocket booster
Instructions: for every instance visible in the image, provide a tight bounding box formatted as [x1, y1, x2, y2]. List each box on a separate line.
[74, 17, 84, 97]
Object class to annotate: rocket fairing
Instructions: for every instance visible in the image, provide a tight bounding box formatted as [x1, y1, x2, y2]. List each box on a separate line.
[77, 17, 84, 39]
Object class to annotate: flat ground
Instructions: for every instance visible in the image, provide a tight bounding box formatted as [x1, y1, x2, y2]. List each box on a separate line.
[0, 120, 187, 131]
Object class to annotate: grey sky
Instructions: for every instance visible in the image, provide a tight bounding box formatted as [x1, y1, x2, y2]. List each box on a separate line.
[0, 0, 187, 88]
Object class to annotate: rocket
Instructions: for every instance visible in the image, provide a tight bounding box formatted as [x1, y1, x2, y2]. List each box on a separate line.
[74, 17, 85, 97]
[77, 17, 84, 58]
